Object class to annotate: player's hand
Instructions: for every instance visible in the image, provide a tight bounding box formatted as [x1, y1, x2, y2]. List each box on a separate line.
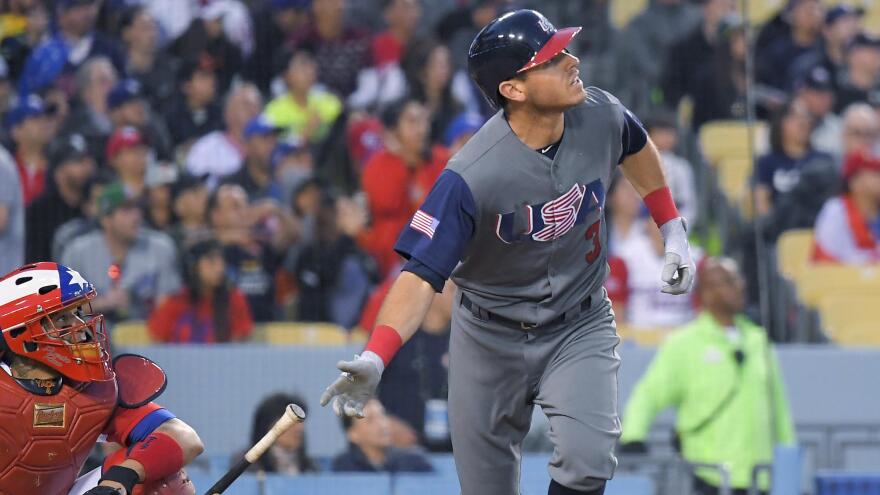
[659, 217, 695, 295]
[320, 352, 383, 418]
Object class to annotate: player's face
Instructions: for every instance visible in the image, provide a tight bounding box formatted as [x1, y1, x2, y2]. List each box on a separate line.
[349, 400, 392, 449]
[42, 305, 94, 345]
[520, 50, 585, 111]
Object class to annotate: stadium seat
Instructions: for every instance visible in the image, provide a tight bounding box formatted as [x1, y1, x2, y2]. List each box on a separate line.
[610, 0, 648, 29]
[111, 321, 152, 346]
[771, 444, 803, 495]
[187, 470, 260, 495]
[428, 453, 458, 478]
[262, 322, 352, 345]
[744, 1, 782, 27]
[395, 474, 460, 494]
[815, 471, 880, 495]
[776, 229, 815, 285]
[715, 156, 755, 217]
[795, 265, 880, 307]
[817, 293, 880, 346]
[264, 473, 392, 494]
[520, 474, 655, 495]
[698, 120, 769, 166]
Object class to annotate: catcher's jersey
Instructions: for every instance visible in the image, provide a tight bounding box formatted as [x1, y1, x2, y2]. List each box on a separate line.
[395, 87, 647, 324]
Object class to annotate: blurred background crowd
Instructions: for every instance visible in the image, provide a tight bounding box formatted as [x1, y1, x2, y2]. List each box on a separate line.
[1, 0, 880, 492]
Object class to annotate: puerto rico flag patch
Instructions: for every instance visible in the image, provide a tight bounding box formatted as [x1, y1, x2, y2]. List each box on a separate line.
[410, 210, 440, 239]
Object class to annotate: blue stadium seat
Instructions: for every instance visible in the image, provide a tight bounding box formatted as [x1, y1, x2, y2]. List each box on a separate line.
[521, 473, 654, 495]
[264, 473, 393, 495]
[395, 473, 461, 494]
[187, 470, 260, 495]
[815, 472, 880, 495]
[771, 444, 803, 495]
[429, 453, 458, 478]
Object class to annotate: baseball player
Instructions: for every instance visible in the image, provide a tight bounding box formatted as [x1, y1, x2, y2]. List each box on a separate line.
[0, 262, 203, 495]
[321, 9, 695, 495]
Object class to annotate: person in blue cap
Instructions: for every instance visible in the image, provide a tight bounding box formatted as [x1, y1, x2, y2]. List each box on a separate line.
[107, 78, 173, 161]
[18, 0, 124, 97]
[222, 114, 283, 202]
[5, 94, 55, 206]
[443, 111, 484, 155]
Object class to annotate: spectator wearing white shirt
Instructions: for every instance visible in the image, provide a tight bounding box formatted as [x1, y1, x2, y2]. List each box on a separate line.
[612, 218, 701, 328]
[813, 150, 880, 264]
[186, 83, 262, 188]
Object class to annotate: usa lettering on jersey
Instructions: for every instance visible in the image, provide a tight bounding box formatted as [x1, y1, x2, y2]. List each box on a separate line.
[495, 180, 605, 244]
[411, 210, 440, 239]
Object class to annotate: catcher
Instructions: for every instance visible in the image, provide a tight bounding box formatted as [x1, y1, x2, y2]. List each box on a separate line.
[0, 262, 203, 495]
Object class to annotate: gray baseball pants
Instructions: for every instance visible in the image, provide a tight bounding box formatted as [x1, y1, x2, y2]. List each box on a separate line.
[448, 287, 621, 494]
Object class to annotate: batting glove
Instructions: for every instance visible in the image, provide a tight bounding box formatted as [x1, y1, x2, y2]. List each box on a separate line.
[659, 217, 695, 295]
[320, 351, 383, 418]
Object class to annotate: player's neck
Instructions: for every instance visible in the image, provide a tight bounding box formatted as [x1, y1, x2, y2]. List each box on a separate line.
[506, 107, 565, 150]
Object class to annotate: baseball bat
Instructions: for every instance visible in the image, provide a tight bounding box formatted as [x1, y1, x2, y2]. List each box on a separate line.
[203, 403, 306, 495]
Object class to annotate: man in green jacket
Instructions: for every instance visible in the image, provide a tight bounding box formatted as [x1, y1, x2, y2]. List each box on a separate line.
[619, 257, 796, 495]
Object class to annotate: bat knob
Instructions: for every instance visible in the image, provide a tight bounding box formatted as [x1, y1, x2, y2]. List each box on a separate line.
[288, 403, 306, 421]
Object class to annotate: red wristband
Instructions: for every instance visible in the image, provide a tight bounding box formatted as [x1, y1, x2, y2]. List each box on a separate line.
[365, 325, 403, 366]
[127, 431, 185, 482]
[643, 186, 680, 227]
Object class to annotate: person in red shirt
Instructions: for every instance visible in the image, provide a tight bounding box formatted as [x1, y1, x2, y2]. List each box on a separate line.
[359, 98, 448, 276]
[148, 238, 253, 343]
[371, 0, 421, 68]
[7, 94, 54, 205]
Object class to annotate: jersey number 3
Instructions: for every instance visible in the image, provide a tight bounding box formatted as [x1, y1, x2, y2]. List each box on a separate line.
[584, 220, 602, 264]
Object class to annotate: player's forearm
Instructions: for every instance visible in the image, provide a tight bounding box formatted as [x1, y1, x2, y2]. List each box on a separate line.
[374, 270, 437, 345]
[155, 418, 205, 464]
[619, 140, 668, 197]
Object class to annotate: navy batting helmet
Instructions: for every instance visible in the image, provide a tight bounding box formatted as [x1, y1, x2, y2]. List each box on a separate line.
[468, 10, 581, 109]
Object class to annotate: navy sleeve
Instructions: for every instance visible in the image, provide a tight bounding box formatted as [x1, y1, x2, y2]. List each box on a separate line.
[402, 258, 446, 292]
[618, 107, 648, 164]
[127, 408, 176, 444]
[394, 170, 476, 281]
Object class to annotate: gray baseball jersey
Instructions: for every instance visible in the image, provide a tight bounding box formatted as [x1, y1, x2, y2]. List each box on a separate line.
[394, 87, 648, 494]
[395, 87, 645, 315]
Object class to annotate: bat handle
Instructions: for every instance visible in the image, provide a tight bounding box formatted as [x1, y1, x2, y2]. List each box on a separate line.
[245, 404, 306, 463]
[201, 404, 306, 495]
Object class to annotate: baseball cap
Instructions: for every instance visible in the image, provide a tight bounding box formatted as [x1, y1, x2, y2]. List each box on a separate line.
[847, 33, 880, 52]
[107, 79, 144, 110]
[443, 112, 485, 147]
[271, 0, 311, 10]
[825, 5, 864, 26]
[57, 0, 95, 10]
[171, 173, 208, 201]
[271, 137, 306, 166]
[843, 151, 880, 181]
[5, 94, 49, 129]
[106, 126, 149, 160]
[47, 133, 91, 169]
[797, 65, 833, 92]
[97, 181, 138, 217]
[243, 115, 281, 140]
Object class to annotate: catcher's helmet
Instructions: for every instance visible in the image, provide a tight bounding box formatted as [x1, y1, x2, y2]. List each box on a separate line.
[467, 9, 581, 109]
[0, 262, 113, 382]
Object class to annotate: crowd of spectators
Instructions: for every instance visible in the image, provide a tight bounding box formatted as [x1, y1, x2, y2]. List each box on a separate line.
[0, 0, 878, 458]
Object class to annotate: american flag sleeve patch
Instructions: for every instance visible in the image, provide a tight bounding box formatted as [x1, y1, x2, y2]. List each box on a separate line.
[410, 210, 440, 239]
